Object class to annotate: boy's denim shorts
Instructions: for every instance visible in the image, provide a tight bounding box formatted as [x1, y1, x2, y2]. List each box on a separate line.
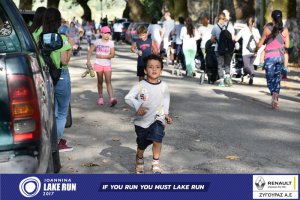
[135, 121, 165, 150]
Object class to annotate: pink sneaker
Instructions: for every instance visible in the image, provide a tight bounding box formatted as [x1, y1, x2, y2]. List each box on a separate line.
[109, 98, 117, 107]
[98, 98, 104, 105]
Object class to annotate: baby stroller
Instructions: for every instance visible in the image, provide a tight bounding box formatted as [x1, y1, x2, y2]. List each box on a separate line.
[230, 38, 244, 80]
[205, 40, 218, 84]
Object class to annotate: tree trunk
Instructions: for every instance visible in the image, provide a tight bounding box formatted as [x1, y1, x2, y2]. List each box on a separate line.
[47, 0, 60, 9]
[233, 0, 255, 20]
[125, 0, 151, 22]
[76, 0, 92, 22]
[166, 0, 188, 20]
[19, 0, 33, 10]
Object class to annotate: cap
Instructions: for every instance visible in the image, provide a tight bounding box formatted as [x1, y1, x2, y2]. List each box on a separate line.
[101, 26, 111, 33]
[271, 10, 282, 20]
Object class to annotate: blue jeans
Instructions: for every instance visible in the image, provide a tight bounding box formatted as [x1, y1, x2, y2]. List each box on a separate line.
[265, 57, 283, 95]
[55, 69, 71, 139]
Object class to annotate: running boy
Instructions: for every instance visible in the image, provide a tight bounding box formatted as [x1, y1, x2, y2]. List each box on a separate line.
[131, 25, 158, 81]
[87, 26, 117, 106]
[125, 54, 172, 174]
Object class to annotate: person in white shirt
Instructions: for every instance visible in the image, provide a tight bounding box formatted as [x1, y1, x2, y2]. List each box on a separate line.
[148, 18, 162, 50]
[198, 15, 214, 57]
[173, 16, 185, 67]
[113, 20, 123, 44]
[180, 17, 200, 77]
[125, 54, 172, 174]
[235, 16, 261, 85]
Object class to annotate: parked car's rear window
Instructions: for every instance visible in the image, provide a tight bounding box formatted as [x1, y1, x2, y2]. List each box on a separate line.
[0, 7, 21, 53]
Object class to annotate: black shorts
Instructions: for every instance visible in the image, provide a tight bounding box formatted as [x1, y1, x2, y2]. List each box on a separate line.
[135, 121, 165, 150]
[137, 65, 145, 77]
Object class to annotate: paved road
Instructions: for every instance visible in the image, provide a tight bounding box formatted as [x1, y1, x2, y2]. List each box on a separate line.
[60, 41, 300, 174]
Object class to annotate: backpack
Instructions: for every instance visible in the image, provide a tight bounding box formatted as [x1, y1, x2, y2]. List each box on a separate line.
[246, 34, 256, 53]
[217, 23, 235, 55]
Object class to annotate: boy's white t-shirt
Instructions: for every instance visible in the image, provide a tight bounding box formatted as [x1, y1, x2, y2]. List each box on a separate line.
[94, 39, 114, 67]
[236, 26, 261, 56]
[125, 80, 170, 128]
[148, 24, 162, 42]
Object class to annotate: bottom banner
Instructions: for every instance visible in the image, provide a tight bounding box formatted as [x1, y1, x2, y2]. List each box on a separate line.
[0, 174, 298, 200]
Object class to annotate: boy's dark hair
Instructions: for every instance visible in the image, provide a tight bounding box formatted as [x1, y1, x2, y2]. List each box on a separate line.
[143, 54, 163, 69]
[137, 25, 147, 34]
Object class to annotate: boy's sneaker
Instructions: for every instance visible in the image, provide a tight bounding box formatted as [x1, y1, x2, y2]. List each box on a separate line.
[58, 142, 73, 152]
[217, 81, 225, 87]
[98, 98, 104, 105]
[152, 160, 162, 174]
[109, 98, 117, 107]
[136, 157, 144, 174]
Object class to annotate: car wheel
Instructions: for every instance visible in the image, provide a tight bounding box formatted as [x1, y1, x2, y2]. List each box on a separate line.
[65, 103, 72, 128]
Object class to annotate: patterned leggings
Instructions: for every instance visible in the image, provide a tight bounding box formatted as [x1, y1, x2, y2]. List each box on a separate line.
[265, 57, 283, 95]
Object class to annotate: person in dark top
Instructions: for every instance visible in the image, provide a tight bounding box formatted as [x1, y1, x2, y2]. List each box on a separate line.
[130, 25, 158, 81]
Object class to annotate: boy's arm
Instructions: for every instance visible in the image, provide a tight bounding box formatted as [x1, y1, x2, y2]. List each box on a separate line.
[163, 84, 172, 124]
[124, 85, 143, 112]
[86, 44, 96, 64]
[130, 42, 137, 53]
[151, 40, 158, 54]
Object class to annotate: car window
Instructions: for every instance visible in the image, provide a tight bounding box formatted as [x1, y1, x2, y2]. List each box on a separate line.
[0, 6, 21, 53]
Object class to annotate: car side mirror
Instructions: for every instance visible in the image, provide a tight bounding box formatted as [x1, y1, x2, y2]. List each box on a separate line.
[40, 33, 63, 52]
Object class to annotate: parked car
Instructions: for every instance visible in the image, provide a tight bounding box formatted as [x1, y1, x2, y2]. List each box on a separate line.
[0, 0, 61, 173]
[125, 22, 149, 43]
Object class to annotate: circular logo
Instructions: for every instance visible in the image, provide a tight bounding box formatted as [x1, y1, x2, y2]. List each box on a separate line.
[19, 177, 41, 198]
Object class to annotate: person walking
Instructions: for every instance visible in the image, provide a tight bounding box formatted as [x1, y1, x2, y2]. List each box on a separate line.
[87, 26, 118, 107]
[29, 6, 46, 44]
[257, 10, 289, 109]
[42, 8, 74, 152]
[147, 18, 162, 51]
[113, 19, 123, 44]
[161, 11, 175, 63]
[173, 16, 185, 69]
[198, 15, 214, 57]
[211, 12, 235, 87]
[180, 17, 200, 77]
[125, 54, 172, 174]
[131, 25, 158, 81]
[235, 16, 261, 85]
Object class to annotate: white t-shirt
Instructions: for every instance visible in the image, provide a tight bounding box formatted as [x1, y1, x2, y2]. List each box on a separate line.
[125, 80, 170, 128]
[180, 26, 200, 50]
[198, 24, 214, 48]
[148, 24, 162, 42]
[113, 23, 123, 33]
[236, 26, 261, 55]
[94, 39, 114, 67]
